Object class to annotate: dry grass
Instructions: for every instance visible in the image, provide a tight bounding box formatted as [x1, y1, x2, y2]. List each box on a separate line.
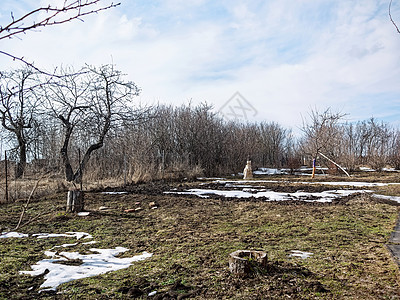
[0, 187, 399, 299]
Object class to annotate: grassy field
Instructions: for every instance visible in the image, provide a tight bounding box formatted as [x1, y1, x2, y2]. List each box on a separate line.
[1, 174, 400, 299]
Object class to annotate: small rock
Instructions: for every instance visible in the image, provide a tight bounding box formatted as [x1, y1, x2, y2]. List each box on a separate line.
[149, 202, 156, 207]
[124, 209, 136, 213]
[135, 207, 142, 211]
[135, 202, 141, 205]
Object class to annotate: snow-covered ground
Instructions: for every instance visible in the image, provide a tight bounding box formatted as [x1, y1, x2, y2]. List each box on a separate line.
[212, 179, 399, 188]
[20, 248, 152, 292]
[165, 188, 369, 202]
[167, 179, 400, 203]
[0, 231, 152, 292]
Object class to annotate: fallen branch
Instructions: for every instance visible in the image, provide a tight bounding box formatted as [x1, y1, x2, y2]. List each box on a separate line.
[17, 210, 53, 231]
[15, 176, 44, 230]
[318, 152, 351, 178]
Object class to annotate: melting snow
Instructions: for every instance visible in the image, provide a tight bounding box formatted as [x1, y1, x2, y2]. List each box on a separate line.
[253, 168, 288, 175]
[165, 188, 368, 202]
[33, 232, 93, 240]
[148, 291, 157, 296]
[20, 248, 153, 292]
[359, 167, 375, 172]
[213, 179, 399, 188]
[102, 192, 128, 195]
[312, 181, 393, 187]
[372, 194, 400, 203]
[7, 231, 153, 292]
[77, 212, 90, 216]
[51, 243, 78, 249]
[289, 250, 313, 259]
[0, 232, 28, 238]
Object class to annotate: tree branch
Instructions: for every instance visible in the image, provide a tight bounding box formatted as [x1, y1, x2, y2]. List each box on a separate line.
[0, 1, 120, 75]
[0, 1, 121, 41]
[390, 0, 400, 34]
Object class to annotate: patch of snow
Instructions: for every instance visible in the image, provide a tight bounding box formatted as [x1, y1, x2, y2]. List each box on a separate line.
[77, 212, 90, 217]
[102, 192, 128, 195]
[372, 194, 400, 204]
[20, 249, 153, 292]
[213, 179, 399, 188]
[253, 168, 287, 175]
[33, 232, 93, 240]
[0, 232, 29, 239]
[296, 172, 327, 177]
[52, 243, 78, 249]
[289, 250, 313, 259]
[359, 167, 375, 172]
[148, 291, 157, 296]
[82, 241, 98, 245]
[225, 183, 256, 188]
[165, 188, 368, 202]
[382, 168, 398, 172]
[298, 166, 328, 171]
[214, 180, 281, 184]
[311, 181, 391, 187]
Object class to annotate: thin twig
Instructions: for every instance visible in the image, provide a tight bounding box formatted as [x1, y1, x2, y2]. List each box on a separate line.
[0, 1, 120, 75]
[18, 210, 53, 230]
[389, 0, 400, 34]
[15, 176, 45, 230]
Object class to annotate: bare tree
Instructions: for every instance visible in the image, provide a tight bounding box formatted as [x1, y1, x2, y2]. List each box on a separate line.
[0, 0, 120, 72]
[0, 67, 43, 178]
[301, 108, 345, 160]
[42, 65, 140, 183]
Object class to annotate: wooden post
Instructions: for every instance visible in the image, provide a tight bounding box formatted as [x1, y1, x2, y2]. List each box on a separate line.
[123, 154, 127, 187]
[78, 149, 83, 191]
[5, 151, 8, 203]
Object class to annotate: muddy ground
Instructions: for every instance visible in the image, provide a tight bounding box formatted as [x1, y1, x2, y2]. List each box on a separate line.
[1, 177, 400, 299]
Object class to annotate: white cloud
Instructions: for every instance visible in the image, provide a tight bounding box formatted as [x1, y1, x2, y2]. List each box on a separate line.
[0, 0, 399, 128]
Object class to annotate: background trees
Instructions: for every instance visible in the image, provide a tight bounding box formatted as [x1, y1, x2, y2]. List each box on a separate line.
[0, 71, 399, 183]
[0, 67, 43, 178]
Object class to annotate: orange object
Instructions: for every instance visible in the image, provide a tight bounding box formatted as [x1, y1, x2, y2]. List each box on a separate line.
[311, 158, 316, 179]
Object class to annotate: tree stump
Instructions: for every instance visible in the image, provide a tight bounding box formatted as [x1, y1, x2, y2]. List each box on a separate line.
[229, 250, 267, 276]
[66, 190, 84, 213]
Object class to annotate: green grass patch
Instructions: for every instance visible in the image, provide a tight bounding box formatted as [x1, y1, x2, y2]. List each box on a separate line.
[0, 182, 399, 299]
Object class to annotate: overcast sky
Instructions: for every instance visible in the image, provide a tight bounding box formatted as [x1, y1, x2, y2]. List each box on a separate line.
[1, 0, 400, 130]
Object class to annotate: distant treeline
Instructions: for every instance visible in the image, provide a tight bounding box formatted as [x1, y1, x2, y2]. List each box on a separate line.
[1, 66, 399, 182]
